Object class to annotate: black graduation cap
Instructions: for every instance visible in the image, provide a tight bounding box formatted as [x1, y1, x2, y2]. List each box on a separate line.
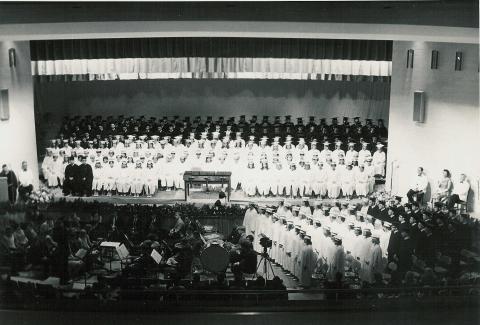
[366, 118, 372, 123]
[251, 115, 257, 119]
[263, 115, 269, 120]
[297, 117, 303, 121]
[394, 196, 402, 201]
[218, 116, 224, 120]
[331, 117, 338, 122]
[207, 116, 213, 121]
[184, 116, 190, 121]
[320, 118, 326, 123]
[309, 116, 315, 121]
[285, 115, 291, 120]
[274, 116, 281, 121]
[343, 117, 349, 122]
[240, 115, 246, 119]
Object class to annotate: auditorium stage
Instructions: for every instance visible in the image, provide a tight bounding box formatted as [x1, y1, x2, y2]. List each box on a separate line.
[50, 187, 383, 207]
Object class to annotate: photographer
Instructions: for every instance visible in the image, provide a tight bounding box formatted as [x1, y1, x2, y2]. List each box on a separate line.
[231, 239, 257, 277]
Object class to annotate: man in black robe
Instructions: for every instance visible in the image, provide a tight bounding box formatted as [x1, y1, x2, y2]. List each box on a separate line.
[397, 227, 414, 277]
[0, 164, 18, 204]
[78, 156, 93, 197]
[387, 224, 401, 263]
[63, 157, 78, 196]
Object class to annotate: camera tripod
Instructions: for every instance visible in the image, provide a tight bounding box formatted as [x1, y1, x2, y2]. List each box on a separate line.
[255, 246, 276, 280]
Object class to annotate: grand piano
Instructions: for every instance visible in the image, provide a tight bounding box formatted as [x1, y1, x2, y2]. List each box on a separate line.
[183, 171, 232, 201]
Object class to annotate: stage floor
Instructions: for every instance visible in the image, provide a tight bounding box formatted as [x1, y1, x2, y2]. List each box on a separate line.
[50, 187, 378, 207]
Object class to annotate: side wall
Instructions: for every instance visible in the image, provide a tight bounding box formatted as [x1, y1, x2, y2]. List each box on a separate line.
[386, 41, 479, 213]
[0, 41, 38, 188]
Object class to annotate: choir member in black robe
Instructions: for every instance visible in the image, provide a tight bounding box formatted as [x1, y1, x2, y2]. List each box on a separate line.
[387, 224, 401, 263]
[63, 157, 78, 196]
[416, 226, 436, 267]
[397, 228, 414, 277]
[0, 164, 18, 204]
[78, 156, 93, 197]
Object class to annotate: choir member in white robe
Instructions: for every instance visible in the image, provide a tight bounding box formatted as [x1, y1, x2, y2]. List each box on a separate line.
[319, 142, 332, 163]
[242, 203, 258, 237]
[288, 163, 301, 198]
[116, 161, 131, 195]
[341, 164, 356, 199]
[276, 220, 288, 268]
[312, 201, 324, 221]
[229, 154, 243, 190]
[371, 143, 385, 175]
[131, 162, 144, 196]
[358, 230, 374, 283]
[327, 163, 341, 199]
[370, 235, 384, 281]
[144, 161, 158, 197]
[243, 162, 258, 196]
[299, 235, 317, 287]
[364, 158, 376, 194]
[358, 142, 371, 166]
[299, 198, 312, 218]
[345, 143, 358, 165]
[314, 162, 328, 198]
[380, 223, 392, 259]
[283, 222, 296, 273]
[257, 163, 271, 196]
[104, 160, 118, 194]
[91, 161, 104, 195]
[331, 142, 345, 164]
[271, 214, 283, 263]
[355, 165, 369, 197]
[328, 237, 345, 281]
[293, 230, 305, 278]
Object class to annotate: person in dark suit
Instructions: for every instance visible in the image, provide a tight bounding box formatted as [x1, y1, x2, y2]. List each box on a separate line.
[0, 164, 18, 204]
[78, 156, 93, 197]
[63, 157, 78, 196]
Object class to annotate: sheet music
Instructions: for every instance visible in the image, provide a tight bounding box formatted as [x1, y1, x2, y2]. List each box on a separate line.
[151, 249, 163, 264]
[116, 244, 130, 260]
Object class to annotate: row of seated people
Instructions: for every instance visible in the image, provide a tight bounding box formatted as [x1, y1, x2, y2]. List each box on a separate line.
[241, 194, 478, 288]
[41, 136, 386, 199]
[55, 114, 388, 147]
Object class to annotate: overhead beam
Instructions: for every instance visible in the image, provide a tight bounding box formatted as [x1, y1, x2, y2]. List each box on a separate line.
[0, 21, 478, 44]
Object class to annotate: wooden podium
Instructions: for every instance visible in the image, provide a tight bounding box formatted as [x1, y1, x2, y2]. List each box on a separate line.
[183, 171, 232, 201]
[0, 177, 8, 203]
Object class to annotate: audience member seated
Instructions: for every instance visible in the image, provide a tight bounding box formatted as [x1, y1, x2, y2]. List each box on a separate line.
[406, 167, 428, 204]
[447, 173, 470, 210]
[433, 169, 453, 203]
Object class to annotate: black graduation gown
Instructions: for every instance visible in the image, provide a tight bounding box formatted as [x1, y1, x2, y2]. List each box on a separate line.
[78, 163, 93, 195]
[63, 163, 78, 195]
[397, 237, 414, 274]
[387, 230, 401, 262]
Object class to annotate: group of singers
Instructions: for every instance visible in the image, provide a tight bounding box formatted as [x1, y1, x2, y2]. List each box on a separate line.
[243, 198, 390, 287]
[42, 115, 387, 199]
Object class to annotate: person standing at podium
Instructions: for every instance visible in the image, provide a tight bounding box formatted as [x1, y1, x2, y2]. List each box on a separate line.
[1, 164, 18, 204]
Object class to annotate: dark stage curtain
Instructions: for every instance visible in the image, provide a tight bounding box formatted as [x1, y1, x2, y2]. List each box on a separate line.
[31, 38, 392, 61]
